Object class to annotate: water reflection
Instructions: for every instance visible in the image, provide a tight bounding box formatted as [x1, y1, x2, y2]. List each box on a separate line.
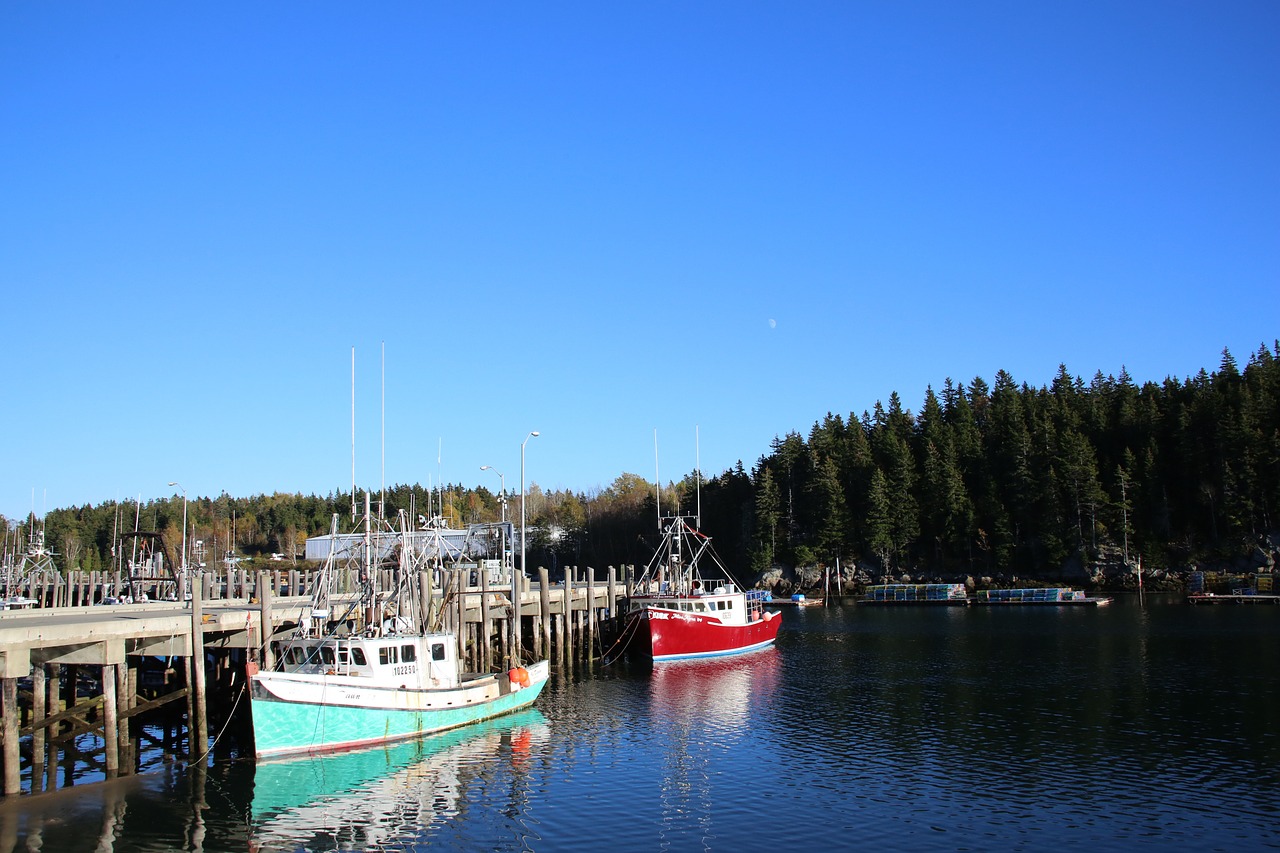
[4, 600, 1279, 852]
[0, 711, 548, 853]
[647, 648, 782, 852]
[249, 709, 549, 851]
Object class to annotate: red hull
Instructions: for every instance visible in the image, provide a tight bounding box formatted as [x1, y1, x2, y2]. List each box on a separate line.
[632, 608, 781, 661]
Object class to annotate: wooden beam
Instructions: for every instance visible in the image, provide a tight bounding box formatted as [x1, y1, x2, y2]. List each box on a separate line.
[20, 695, 105, 738]
[121, 687, 189, 719]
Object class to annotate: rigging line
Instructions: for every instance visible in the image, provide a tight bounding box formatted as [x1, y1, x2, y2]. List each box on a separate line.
[189, 678, 248, 769]
[599, 612, 642, 666]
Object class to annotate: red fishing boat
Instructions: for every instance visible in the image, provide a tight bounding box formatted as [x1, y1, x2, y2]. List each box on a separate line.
[614, 515, 781, 662]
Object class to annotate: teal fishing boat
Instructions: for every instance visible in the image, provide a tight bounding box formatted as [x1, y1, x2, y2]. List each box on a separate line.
[250, 495, 549, 759]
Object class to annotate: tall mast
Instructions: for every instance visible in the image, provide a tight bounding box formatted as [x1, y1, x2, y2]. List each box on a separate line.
[654, 429, 661, 531]
[380, 340, 386, 523]
[351, 346, 357, 522]
[695, 425, 702, 529]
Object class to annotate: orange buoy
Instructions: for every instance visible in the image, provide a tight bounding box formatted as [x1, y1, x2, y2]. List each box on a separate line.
[513, 666, 530, 687]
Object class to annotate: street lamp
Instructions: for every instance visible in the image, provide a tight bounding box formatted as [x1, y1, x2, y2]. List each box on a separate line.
[520, 431, 539, 577]
[479, 465, 507, 523]
[167, 481, 187, 572]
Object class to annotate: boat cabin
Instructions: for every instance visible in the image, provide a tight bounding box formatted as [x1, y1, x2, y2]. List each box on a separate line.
[629, 583, 764, 626]
[270, 632, 462, 688]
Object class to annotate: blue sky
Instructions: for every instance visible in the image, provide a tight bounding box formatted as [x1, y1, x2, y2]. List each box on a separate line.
[2, 2, 1277, 521]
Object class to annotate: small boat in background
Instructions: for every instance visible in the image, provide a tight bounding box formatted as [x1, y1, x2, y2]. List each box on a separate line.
[610, 515, 781, 663]
[774, 593, 823, 607]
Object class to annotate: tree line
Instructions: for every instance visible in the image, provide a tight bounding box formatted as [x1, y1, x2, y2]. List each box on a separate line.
[4, 343, 1277, 584]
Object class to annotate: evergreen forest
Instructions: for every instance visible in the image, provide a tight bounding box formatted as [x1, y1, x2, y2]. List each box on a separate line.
[5, 344, 1278, 587]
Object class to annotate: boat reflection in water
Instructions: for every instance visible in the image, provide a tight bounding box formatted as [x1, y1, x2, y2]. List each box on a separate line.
[645, 646, 783, 852]
[648, 644, 782, 726]
[249, 708, 549, 850]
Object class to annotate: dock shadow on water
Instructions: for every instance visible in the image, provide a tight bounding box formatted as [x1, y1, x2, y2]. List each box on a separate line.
[0, 710, 550, 853]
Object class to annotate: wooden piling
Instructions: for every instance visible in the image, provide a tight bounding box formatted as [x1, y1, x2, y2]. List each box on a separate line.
[2, 677, 18, 796]
[587, 567, 597, 658]
[510, 572, 521, 665]
[538, 568, 551, 659]
[258, 572, 274, 669]
[31, 665, 45, 793]
[608, 567, 617, 621]
[119, 663, 133, 775]
[103, 665, 119, 778]
[44, 663, 58, 791]
[189, 585, 208, 759]
[481, 567, 492, 673]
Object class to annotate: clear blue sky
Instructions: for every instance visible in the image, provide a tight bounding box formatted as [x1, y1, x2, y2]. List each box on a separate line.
[3, 2, 1277, 521]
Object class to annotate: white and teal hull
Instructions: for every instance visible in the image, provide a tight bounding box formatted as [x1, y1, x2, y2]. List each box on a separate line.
[250, 660, 550, 759]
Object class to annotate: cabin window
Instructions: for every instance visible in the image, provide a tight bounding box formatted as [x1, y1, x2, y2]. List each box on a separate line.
[351, 648, 367, 666]
[401, 645, 416, 663]
[680, 602, 693, 612]
[431, 643, 447, 661]
[717, 601, 727, 611]
[320, 646, 335, 665]
[379, 646, 399, 666]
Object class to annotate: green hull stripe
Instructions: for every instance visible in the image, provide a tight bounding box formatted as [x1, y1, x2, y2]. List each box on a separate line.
[252, 682, 548, 758]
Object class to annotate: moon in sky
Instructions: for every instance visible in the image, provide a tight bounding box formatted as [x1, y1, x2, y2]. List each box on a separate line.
[768, 318, 777, 329]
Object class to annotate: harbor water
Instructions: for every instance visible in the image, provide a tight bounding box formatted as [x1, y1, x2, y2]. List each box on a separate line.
[2, 593, 1277, 851]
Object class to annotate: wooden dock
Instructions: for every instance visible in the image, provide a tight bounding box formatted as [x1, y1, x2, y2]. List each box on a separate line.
[0, 565, 631, 798]
[1186, 592, 1280, 605]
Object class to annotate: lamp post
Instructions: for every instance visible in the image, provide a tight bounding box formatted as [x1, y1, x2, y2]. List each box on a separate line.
[167, 481, 187, 572]
[481, 464, 508, 578]
[479, 465, 507, 523]
[520, 431, 539, 578]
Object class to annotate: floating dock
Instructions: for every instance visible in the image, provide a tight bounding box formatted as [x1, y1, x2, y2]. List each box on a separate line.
[973, 588, 1112, 606]
[859, 584, 969, 605]
[858, 584, 1111, 606]
[1186, 592, 1280, 605]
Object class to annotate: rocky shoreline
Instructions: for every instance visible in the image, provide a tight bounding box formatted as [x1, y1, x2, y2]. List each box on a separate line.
[757, 533, 1280, 597]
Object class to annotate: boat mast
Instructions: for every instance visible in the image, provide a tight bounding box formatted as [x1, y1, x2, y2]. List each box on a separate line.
[351, 346, 357, 522]
[363, 490, 375, 633]
[380, 340, 385, 524]
[695, 425, 701, 529]
[654, 429, 660, 532]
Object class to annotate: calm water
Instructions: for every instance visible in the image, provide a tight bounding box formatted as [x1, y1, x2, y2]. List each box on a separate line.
[2, 594, 1278, 852]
